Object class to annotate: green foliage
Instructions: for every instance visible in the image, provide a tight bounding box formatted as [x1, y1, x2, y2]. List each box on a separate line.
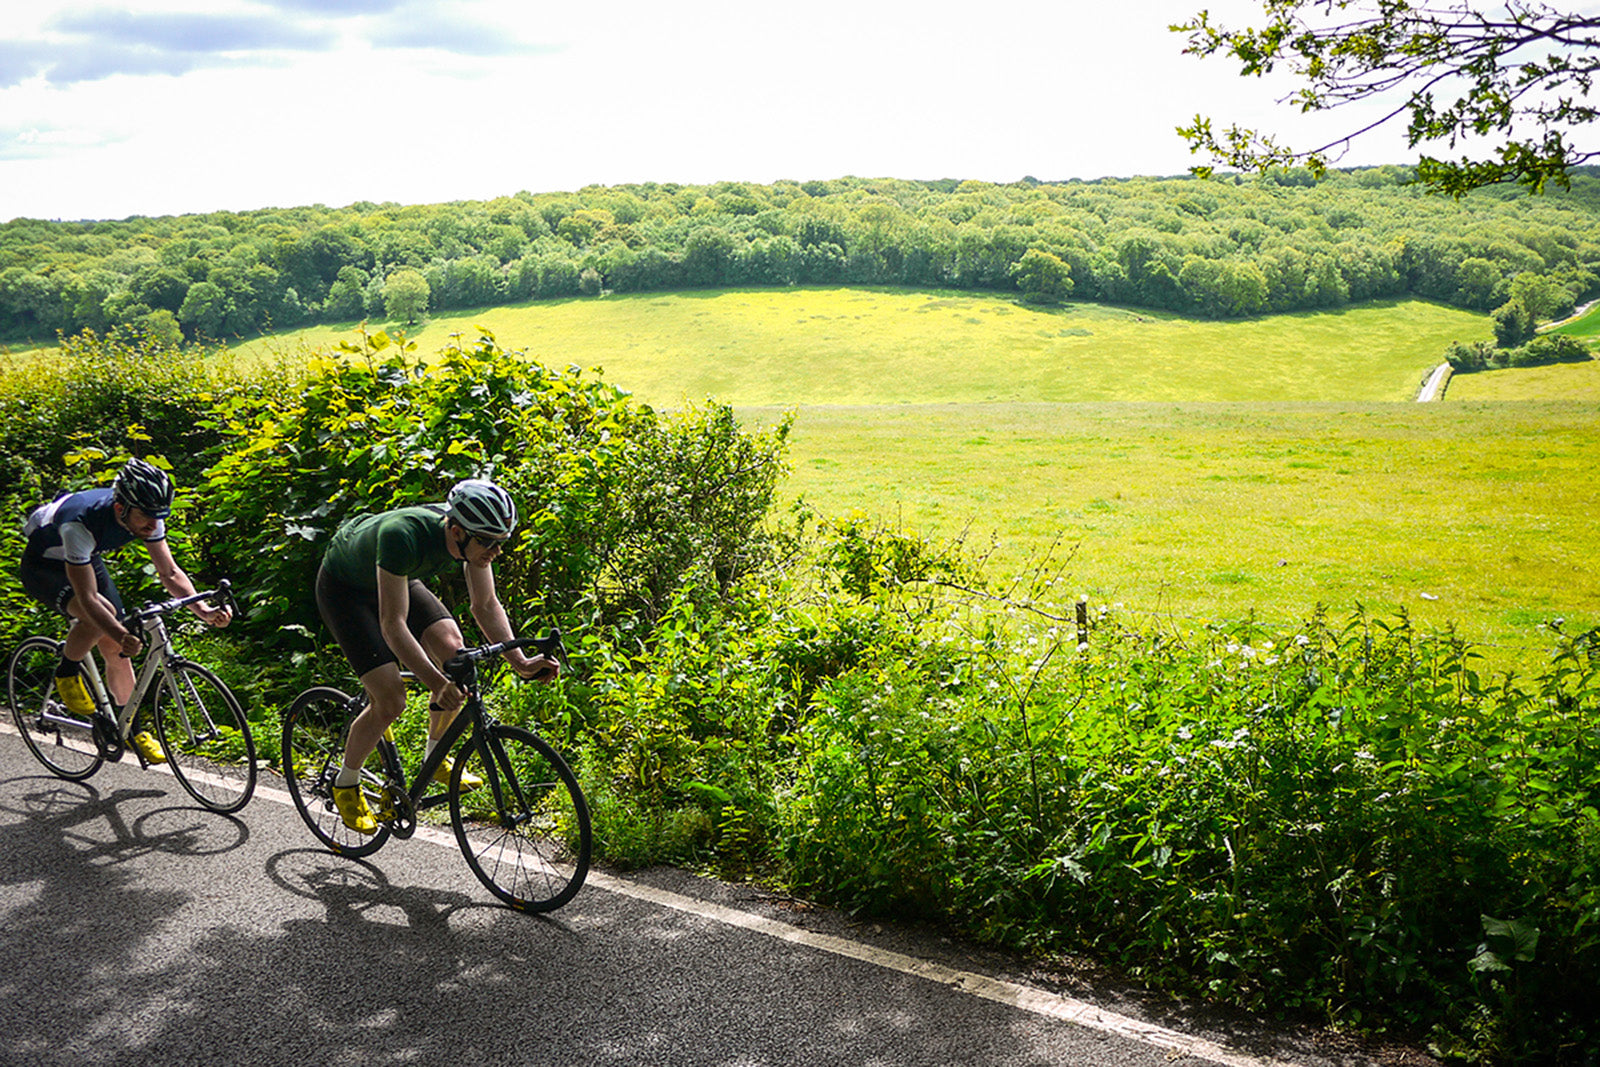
[1010, 249, 1073, 305]
[0, 331, 234, 499]
[1493, 299, 1537, 347]
[1178, 3, 1600, 195]
[382, 268, 430, 324]
[194, 328, 793, 675]
[1447, 331, 1594, 373]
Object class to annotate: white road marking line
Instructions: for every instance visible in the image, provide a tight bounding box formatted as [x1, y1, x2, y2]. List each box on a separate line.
[585, 871, 1303, 1067]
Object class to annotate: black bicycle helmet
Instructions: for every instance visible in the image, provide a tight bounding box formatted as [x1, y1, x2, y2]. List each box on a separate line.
[112, 458, 174, 519]
[445, 479, 517, 539]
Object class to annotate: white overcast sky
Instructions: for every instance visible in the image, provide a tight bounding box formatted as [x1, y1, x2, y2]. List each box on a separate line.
[0, 0, 1424, 222]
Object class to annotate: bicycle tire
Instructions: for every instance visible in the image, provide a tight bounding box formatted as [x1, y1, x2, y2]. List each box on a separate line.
[450, 724, 591, 912]
[7, 636, 103, 781]
[281, 686, 399, 858]
[153, 661, 257, 814]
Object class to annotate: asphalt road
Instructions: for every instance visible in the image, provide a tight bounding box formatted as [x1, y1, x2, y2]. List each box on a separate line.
[0, 730, 1405, 1067]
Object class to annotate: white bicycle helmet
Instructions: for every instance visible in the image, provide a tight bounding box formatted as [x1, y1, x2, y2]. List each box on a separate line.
[445, 479, 517, 539]
[112, 458, 174, 519]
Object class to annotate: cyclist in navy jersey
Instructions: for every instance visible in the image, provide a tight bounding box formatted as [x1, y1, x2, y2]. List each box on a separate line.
[18, 458, 231, 763]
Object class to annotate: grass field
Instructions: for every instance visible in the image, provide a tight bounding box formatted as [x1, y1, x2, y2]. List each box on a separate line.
[1446, 359, 1600, 401]
[219, 289, 1600, 671]
[238, 289, 1489, 405]
[742, 399, 1600, 671]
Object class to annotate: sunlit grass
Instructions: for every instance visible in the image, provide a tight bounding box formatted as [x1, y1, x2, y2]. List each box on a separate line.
[745, 399, 1600, 675]
[1445, 359, 1600, 401]
[164, 288, 1600, 671]
[235, 288, 1488, 405]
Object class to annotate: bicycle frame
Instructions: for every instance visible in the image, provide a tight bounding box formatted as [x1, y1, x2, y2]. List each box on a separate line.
[391, 637, 555, 815]
[35, 584, 235, 764]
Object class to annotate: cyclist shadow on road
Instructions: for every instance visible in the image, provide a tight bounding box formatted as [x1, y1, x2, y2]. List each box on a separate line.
[266, 848, 488, 929]
[264, 847, 587, 939]
[0, 775, 250, 862]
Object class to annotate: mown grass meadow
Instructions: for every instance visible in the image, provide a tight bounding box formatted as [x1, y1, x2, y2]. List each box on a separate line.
[751, 398, 1600, 676]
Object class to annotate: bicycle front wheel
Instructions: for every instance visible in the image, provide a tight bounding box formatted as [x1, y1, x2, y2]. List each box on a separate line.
[153, 662, 257, 813]
[451, 724, 591, 912]
[7, 636, 103, 781]
[281, 686, 397, 858]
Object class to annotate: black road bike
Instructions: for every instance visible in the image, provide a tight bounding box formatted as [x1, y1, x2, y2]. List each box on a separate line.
[280, 632, 591, 913]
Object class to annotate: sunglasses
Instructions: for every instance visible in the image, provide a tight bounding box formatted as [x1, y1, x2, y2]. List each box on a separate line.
[470, 534, 507, 551]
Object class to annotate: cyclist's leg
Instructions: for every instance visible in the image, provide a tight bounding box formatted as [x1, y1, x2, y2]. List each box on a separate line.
[282, 686, 395, 857]
[316, 566, 404, 833]
[411, 585, 461, 743]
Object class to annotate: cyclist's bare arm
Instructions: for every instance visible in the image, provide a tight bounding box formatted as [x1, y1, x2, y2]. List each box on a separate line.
[376, 566, 461, 710]
[464, 562, 556, 680]
[145, 539, 230, 627]
[65, 561, 140, 656]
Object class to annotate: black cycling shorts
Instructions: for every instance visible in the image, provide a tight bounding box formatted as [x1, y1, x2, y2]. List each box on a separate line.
[315, 565, 454, 679]
[18, 554, 123, 619]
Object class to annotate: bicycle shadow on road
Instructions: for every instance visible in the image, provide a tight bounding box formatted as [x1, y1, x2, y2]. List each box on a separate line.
[0, 774, 250, 860]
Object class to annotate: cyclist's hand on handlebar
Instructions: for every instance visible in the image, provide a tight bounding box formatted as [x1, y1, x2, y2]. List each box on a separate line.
[509, 652, 560, 682]
[116, 631, 143, 659]
[430, 680, 465, 715]
[195, 601, 232, 628]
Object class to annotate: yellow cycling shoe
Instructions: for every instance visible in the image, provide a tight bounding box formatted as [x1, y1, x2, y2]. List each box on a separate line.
[332, 783, 378, 835]
[433, 755, 483, 791]
[54, 674, 96, 716]
[130, 731, 167, 764]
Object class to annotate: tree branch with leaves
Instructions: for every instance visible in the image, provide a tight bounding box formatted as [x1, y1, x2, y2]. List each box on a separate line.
[1177, 1, 1600, 194]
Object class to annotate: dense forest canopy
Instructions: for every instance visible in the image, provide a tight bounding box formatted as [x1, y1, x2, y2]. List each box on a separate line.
[4, 167, 1600, 344]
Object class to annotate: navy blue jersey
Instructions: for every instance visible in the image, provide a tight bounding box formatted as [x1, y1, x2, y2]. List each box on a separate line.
[22, 489, 165, 566]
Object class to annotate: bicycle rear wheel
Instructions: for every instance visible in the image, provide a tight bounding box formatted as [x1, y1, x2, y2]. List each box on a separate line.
[281, 686, 398, 858]
[7, 636, 103, 781]
[153, 662, 257, 814]
[450, 724, 591, 912]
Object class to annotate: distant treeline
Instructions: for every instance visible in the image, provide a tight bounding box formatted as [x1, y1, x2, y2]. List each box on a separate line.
[5, 166, 1600, 345]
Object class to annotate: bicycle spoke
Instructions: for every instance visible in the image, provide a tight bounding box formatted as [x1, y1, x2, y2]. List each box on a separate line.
[282, 687, 395, 858]
[451, 725, 590, 912]
[7, 636, 102, 781]
[154, 662, 257, 813]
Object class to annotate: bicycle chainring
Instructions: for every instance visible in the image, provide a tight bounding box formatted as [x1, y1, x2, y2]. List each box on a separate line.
[377, 780, 416, 839]
[93, 714, 125, 762]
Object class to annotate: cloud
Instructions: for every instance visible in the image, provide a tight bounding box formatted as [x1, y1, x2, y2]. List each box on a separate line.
[0, 123, 123, 161]
[367, 12, 560, 57]
[0, 41, 48, 89]
[254, 0, 408, 12]
[50, 10, 335, 54]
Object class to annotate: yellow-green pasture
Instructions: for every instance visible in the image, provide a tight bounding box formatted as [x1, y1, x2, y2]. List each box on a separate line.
[237, 288, 1489, 405]
[228, 289, 1600, 671]
[751, 400, 1600, 675]
[1446, 360, 1600, 401]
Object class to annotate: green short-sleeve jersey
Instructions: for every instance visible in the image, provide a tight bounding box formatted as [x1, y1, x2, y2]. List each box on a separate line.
[321, 504, 457, 589]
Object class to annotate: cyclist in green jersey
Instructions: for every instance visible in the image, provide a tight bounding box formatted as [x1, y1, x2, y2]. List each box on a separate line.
[314, 479, 558, 834]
